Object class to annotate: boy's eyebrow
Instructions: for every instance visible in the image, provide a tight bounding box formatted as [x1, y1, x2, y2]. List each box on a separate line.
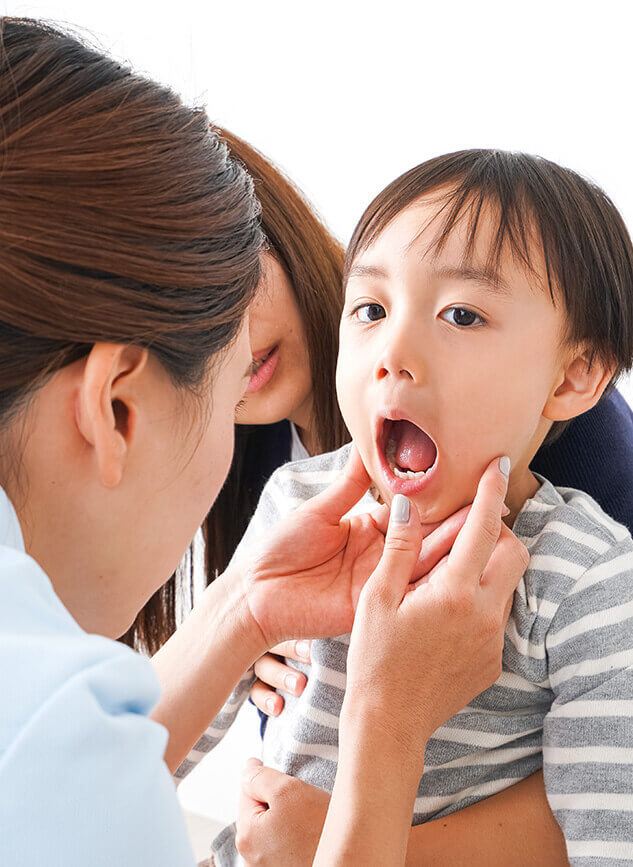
[434, 265, 513, 296]
[346, 263, 389, 281]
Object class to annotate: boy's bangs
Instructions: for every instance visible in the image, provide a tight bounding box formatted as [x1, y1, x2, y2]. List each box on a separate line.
[426, 183, 557, 302]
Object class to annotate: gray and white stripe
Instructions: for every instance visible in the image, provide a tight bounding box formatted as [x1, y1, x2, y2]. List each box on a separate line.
[180, 445, 633, 866]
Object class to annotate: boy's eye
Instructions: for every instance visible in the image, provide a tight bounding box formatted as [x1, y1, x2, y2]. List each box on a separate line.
[440, 307, 485, 328]
[355, 303, 386, 323]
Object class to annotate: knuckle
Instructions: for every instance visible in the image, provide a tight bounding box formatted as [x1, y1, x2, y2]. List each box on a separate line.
[516, 540, 530, 572]
[479, 511, 501, 547]
[446, 586, 475, 617]
[385, 536, 414, 555]
[235, 828, 252, 859]
[275, 775, 295, 802]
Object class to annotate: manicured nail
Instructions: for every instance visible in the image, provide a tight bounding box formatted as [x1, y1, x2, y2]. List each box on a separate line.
[266, 697, 278, 714]
[285, 674, 300, 692]
[502, 504, 511, 517]
[499, 456, 511, 477]
[296, 640, 311, 661]
[391, 494, 410, 524]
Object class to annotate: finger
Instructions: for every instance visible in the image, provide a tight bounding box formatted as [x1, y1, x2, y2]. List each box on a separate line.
[250, 679, 284, 716]
[306, 444, 371, 523]
[447, 456, 511, 584]
[411, 505, 471, 580]
[479, 523, 529, 602]
[237, 759, 268, 827]
[366, 495, 423, 602]
[241, 762, 294, 805]
[370, 502, 445, 542]
[268, 639, 311, 663]
[253, 654, 307, 697]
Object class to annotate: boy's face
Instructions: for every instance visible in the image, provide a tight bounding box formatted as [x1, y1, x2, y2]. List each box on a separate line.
[337, 195, 571, 522]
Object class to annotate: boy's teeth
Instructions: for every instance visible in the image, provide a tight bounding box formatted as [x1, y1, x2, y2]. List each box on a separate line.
[393, 465, 425, 480]
[385, 432, 426, 479]
[385, 433, 425, 479]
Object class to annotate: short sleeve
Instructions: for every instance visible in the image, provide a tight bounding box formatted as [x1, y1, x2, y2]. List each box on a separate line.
[0, 646, 196, 867]
[0, 543, 196, 867]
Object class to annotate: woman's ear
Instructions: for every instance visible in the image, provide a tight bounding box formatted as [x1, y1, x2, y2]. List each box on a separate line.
[75, 344, 148, 488]
[543, 348, 616, 423]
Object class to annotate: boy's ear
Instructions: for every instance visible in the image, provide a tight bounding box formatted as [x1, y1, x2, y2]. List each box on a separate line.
[543, 348, 616, 423]
[75, 343, 149, 489]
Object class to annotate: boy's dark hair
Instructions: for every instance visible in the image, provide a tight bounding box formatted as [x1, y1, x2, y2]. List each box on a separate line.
[346, 150, 633, 443]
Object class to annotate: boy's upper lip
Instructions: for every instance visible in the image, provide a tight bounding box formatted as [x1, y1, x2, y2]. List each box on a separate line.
[373, 406, 432, 440]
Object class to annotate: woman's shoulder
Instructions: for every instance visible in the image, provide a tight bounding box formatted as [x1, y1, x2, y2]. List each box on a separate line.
[0, 545, 195, 866]
[0, 545, 160, 756]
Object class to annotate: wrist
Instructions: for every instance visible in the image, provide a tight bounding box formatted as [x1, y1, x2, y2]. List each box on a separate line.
[200, 565, 268, 668]
[340, 690, 429, 786]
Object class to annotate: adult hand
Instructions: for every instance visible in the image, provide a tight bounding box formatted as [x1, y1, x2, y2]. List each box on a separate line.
[236, 759, 326, 867]
[311, 457, 528, 866]
[235, 445, 470, 651]
[343, 456, 529, 765]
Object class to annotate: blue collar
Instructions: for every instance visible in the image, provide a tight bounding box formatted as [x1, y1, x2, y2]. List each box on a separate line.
[0, 487, 25, 552]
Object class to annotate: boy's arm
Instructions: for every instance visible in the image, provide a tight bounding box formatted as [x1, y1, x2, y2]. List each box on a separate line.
[405, 771, 568, 865]
[541, 537, 633, 865]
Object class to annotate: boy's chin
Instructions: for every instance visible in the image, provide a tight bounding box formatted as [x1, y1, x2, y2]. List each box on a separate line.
[373, 481, 450, 526]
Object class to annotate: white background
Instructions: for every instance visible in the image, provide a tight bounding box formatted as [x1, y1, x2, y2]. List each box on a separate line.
[3, 0, 632, 852]
[4, 0, 632, 401]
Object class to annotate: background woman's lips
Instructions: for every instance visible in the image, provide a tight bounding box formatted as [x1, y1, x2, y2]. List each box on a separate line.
[247, 345, 279, 392]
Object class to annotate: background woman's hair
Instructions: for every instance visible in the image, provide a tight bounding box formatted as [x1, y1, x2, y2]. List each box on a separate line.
[202, 128, 350, 584]
[346, 149, 633, 443]
[0, 18, 263, 651]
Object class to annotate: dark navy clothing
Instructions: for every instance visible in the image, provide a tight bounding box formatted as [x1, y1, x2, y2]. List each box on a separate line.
[530, 390, 633, 531]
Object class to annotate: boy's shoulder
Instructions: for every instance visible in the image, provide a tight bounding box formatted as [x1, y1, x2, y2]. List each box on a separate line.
[515, 473, 633, 608]
[517, 473, 631, 552]
[265, 443, 355, 505]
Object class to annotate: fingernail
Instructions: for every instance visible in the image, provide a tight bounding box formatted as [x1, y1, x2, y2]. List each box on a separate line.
[285, 674, 299, 692]
[499, 456, 511, 477]
[296, 640, 311, 661]
[391, 494, 410, 524]
[266, 697, 278, 714]
[502, 504, 511, 517]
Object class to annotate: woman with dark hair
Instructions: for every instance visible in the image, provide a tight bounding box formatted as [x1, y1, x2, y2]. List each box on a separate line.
[0, 16, 527, 867]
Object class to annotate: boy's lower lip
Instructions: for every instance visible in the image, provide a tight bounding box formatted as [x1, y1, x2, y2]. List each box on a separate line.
[247, 345, 279, 392]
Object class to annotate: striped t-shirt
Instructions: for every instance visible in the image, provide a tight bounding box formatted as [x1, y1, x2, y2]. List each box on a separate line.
[184, 444, 633, 866]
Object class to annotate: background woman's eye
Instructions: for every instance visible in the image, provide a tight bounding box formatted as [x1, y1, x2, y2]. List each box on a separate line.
[441, 307, 484, 328]
[356, 303, 386, 323]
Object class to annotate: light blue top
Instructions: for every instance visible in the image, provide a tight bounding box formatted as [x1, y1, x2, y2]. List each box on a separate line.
[0, 488, 196, 866]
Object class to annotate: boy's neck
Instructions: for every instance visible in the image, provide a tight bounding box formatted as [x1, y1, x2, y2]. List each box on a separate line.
[504, 465, 542, 529]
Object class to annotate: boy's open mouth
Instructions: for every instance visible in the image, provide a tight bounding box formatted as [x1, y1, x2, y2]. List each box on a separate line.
[377, 416, 439, 495]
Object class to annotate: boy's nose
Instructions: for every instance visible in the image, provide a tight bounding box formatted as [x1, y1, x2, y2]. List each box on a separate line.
[375, 341, 424, 384]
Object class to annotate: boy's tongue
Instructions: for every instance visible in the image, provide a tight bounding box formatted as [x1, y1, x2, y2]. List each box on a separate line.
[392, 420, 436, 472]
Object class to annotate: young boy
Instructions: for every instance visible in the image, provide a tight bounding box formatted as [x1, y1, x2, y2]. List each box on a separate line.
[204, 151, 633, 865]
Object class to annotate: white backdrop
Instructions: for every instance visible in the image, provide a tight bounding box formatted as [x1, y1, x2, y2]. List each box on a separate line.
[3, 0, 632, 402]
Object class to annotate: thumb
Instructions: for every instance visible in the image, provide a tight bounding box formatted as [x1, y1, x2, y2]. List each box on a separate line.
[307, 444, 371, 524]
[367, 495, 423, 602]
